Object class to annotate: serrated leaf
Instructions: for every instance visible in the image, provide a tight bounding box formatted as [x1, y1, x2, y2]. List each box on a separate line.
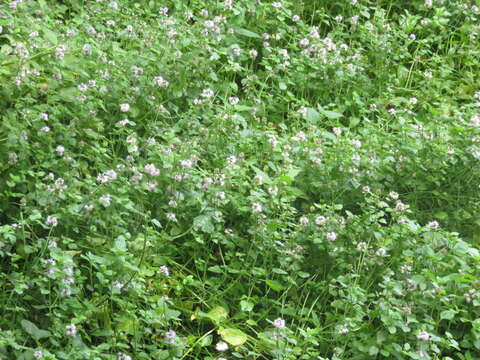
[218, 328, 248, 346]
[193, 215, 214, 234]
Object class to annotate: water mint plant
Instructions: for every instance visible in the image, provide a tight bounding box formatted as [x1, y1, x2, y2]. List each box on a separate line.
[0, 0, 479, 359]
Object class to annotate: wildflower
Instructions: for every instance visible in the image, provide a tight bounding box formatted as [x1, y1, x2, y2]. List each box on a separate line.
[61, 288, 72, 297]
[299, 217, 309, 227]
[272, 2, 282, 8]
[99, 194, 111, 206]
[166, 213, 177, 221]
[376, 248, 387, 257]
[165, 330, 176, 344]
[201, 88, 214, 98]
[144, 164, 160, 176]
[147, 181, 157, 190]
[268, 186, 278, 196]
[45, 216, 58, 227]
[298, 106, 308, 116]
[417, 331, 430, 341]
[65, 324, 77, 336]
[216, 341, 229, 351]
[273, 318, 286, 329]
[228, 96, 239, 105]
[299, 38, 309, 47]
[352, 139, 362, 148]
[357, 242, 367, 251]
[158, 265, 170, 276]
[113, 281, 124, 289]
[33, 351, 44, 359]
[427, 220, 439, 229]
[326, 232, 337, 241]
[56, 145, 65, 155]
[225, 0, 233, 10]
[97, 170, 117, 183]
[120, 103, 130, 112]
[153, 76, 169, 87]
[339, 326, 349, 334]
[117, 353, 131, 360]
[56, 44, 67, 60]
[41, 126, 51, 132]
[180, 159, 193, 168]
[252, 202, 263, 213]
[395, 201, 406, 211]
[315, 216, 327, 225]
[292, 14, 300, 22]
[424, 0, 433, 7]
[227, 155, 237, 165]
[470, 115, 480, 127]
[389, 191, 399, 200]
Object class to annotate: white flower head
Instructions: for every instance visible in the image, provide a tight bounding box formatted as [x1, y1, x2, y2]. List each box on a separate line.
[65, 324, 77, 336]
[273, 318, 286, 329]
[216, 341, 229, 351]
[417, 331, 430, 341]
[46, 215, 58, 227]
[120, 103, 130, 112]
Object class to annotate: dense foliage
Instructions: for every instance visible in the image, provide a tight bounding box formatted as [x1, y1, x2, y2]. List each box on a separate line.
[1, 0, 479, 359]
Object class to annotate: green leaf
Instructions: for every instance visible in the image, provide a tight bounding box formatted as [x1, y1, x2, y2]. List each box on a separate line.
[235, 28, 261, 38]
[58, 87, 77, 102]
[218, 328, 248, 346]
[240, 300, 254, 312]
[440, 309, 456, 320]
[321, 109, 343, 119]
[199, 334, 213, 347]
[1, 45, 12, 56]
[206, 306, 229, 323]
[43, 28, 58, 44]
[21, 320, 51, 340]
[305, 107, 321, 123]
[265, 279, 285, 292]
[193, 215, 214, 234]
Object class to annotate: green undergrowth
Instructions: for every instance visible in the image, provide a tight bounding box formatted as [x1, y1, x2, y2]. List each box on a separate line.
[0, 0, 479, 359]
